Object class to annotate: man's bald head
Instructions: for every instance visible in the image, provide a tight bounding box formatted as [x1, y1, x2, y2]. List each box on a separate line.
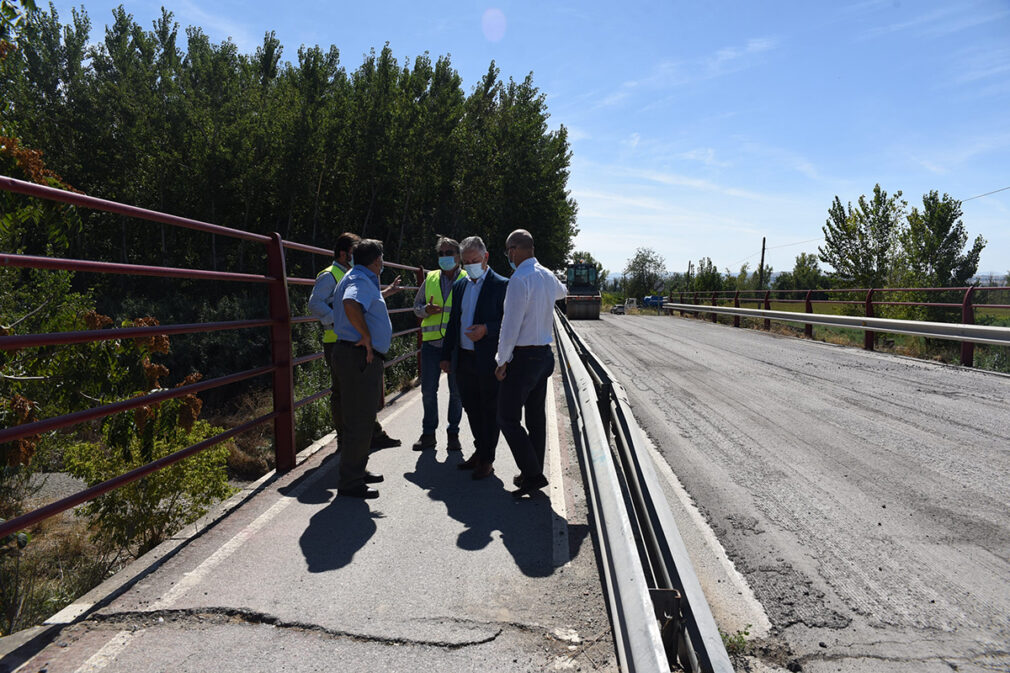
[506, 229, 534, 251]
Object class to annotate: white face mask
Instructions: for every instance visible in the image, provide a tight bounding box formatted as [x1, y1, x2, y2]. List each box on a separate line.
[464, 262, 485, 280]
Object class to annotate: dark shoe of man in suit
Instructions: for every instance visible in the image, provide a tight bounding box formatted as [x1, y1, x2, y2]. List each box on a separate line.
[370, 432, 401, 449]
[457, 454, 479, 470]
[412, 433, 436, 451]
[447, 432, 463, 451]
[472, 461, 494, 480]
[513, 474, 524, 488]
[363, 471, 383, 483]
[338, 484, 379, 499]
[512, 473, 548, 498]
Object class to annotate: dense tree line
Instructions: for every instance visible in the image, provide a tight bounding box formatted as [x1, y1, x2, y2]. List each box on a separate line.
[1, 5, 576, 278]
[1, 4, 577, 382]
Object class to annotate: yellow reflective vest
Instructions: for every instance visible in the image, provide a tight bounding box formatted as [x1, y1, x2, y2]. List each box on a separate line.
[420, 268, 466, 341]
[318, 264, 347, 343]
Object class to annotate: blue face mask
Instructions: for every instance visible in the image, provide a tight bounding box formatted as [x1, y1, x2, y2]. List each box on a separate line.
[438, 256, 456, 271]
[463, 262, 485, 280]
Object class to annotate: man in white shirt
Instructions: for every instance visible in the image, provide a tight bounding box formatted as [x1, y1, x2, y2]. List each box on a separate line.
[494, 229, 567, 498]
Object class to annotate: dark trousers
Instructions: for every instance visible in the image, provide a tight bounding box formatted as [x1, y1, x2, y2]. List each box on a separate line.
[455, 349, 501, 463]
[333, 342, 383, 489]
[325, 341, 384, 443]
[497, 346, 555, 479]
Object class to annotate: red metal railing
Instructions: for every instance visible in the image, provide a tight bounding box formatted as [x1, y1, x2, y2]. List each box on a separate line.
[0, 175, 424, 539]
[673, 286, 1010, 367]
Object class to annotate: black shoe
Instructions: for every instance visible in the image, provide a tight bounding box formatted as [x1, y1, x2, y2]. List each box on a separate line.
[412, 433, 436, 451]
[512, 474, 524, 488]
[338, 485, 379, 499]
[363, 471, 384, 483]
[446, 432, 462, 451]
[370, 433, 401, 449]
[512, 474, 548, 499]
[472, 461, 494, 480]
[457, 455, 479, 470]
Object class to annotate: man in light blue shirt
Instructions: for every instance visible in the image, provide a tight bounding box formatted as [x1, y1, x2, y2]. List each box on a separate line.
[331, 239, 401, 498]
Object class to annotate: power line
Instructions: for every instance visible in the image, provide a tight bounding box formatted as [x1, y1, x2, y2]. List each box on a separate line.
[730, 237, 823, 266]
[963, 185, 1010, 202]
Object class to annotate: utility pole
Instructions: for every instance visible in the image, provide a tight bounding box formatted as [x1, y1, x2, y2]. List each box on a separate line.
[757, 236, 766, 289]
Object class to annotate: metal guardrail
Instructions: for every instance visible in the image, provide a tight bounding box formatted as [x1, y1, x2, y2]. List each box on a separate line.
[663, 303, 1010, 347]
[554, 309, 734, 673]
[0, 175, 425, 541]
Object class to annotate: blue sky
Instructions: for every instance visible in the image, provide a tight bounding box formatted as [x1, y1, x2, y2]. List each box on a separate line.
[50, 0, 1010, 277]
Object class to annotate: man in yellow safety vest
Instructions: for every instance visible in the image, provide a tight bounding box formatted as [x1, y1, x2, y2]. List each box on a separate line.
[309, 232, 400, 450]
[411, 236, 466, 451]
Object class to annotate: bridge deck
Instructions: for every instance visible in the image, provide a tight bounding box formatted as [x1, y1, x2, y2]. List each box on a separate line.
[6, 375, 619, 673]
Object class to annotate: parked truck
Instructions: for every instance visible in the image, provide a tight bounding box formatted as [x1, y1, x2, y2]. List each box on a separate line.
[562, 262, 601, 320]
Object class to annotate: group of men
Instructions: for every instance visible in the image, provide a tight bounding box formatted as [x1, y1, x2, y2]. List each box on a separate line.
[308, 229, 566, 500]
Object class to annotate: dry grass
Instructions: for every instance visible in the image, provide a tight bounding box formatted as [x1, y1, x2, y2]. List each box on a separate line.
[203, 388, 275, 480]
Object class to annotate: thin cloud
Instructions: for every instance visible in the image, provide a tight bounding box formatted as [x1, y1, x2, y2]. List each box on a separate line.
[859, 4, 1008, 40]
[677, 147, 731, 168]
[178, 0, 257, 51]
[597, 36, 778, 108]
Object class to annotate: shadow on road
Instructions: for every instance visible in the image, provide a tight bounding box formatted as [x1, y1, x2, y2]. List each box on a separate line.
[404, 450, 586, 577]
[279, 451, 382, 572]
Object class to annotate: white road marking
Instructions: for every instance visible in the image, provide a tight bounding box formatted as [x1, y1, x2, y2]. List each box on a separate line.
[60, 394, 425, 672]
[546, 376, 571, 567]
[71, 629, 141, 673]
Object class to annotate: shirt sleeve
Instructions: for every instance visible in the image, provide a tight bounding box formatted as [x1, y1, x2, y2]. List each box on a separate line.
[495, 275, 526, 366]
[308, 273, 336, 326]
[413, 283, 427, 319]
[555, 276, 568, 300]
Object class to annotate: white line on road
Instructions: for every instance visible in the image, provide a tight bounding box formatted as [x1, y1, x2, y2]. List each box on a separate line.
[61, 392, 423, 673]
[546, 376, 571, 568]
[70, 629, 142, 673]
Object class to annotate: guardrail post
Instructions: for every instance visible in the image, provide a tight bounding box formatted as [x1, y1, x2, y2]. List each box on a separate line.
[733, 291, 740, 328]
[763, 291, 771, 331]
[415, 267, 425, 377]
[804, 289, 813, 338]
[710, 292, 718, 323]
[961, 287, 975, 367]
[267, 233, 296, 472]
[864, 289, 875, 351]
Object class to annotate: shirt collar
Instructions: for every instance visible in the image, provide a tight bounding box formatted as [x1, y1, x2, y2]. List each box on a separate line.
[334, 260, 349, 273]
[351, 264, 380, 288]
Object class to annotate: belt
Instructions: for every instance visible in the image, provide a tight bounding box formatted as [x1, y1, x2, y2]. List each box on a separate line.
[337, 340, 388, 360]
[514, 344, 549, 350]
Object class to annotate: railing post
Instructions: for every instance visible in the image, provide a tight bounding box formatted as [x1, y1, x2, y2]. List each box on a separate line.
[864, 289, 875, 351]
[763, 291, 771, 331]
[415, 267, 425, 378]
[733, 291, 740, 327]
[961, 286, 975, 367]
[804, 289, 813, 338]
[710, 292, 718, 323]
[266, 233, 296, 472]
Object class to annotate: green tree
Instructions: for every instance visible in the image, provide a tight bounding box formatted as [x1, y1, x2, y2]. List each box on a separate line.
[622, 248, 666, 300]
[691, 257, 723, 292]
[897, 191, 985, 288]
[819, 184, 905, 288]
[773, 252, 824, 291]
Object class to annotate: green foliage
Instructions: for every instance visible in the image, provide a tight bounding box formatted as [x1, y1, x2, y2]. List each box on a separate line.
[897, 191, 985, 288]
[691, 257, 724, 293]
[721, 624, 751, 657]
[65, 415, 234, 558]
[622, 247, 667, 300]
[819, 184, 906, 288]
[773, 252, 826, 292]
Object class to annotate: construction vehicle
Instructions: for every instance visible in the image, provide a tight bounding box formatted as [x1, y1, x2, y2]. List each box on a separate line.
[562, 262, 602, 320]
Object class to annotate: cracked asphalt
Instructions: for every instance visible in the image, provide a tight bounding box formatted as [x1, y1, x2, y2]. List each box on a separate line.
[575, 314, 1010, 673]
[5, 379, 618, 673]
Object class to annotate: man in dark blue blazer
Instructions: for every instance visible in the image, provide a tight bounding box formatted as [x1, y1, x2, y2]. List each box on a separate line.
[440, 235, 508, 479]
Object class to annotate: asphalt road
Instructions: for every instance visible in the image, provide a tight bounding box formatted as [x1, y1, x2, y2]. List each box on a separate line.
[574, 314, 1010, 673]
[5, 379, 618, 673]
